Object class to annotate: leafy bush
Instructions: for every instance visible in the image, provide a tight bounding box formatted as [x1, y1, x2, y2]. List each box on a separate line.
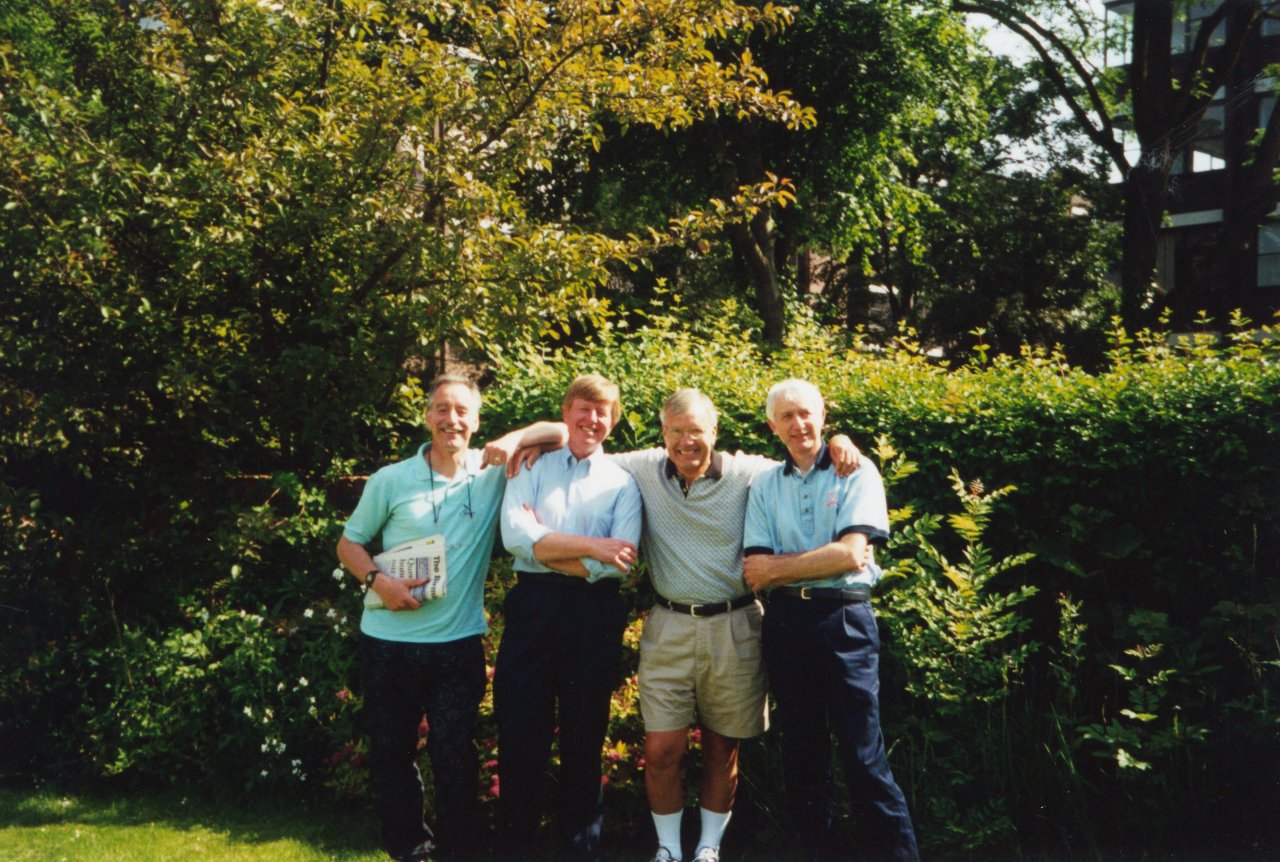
[4, 308, 1278, 859]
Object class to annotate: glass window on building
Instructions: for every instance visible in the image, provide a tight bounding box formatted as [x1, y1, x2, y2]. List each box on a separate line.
[1177, 1, 1227, 54]
[1263, 2, 1280, 38]
[1190, 101, 1226, 172]
[1105, 2, 1135, 67]
[1258, 223, 1280, 287]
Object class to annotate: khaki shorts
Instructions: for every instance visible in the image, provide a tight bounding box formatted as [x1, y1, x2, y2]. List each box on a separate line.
[637, 601, 768, 739]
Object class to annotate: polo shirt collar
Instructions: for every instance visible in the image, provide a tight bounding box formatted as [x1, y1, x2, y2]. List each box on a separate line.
[418, 442, 474, 483]
[782, 443, 832, 476]
[663, 450, 724, 482]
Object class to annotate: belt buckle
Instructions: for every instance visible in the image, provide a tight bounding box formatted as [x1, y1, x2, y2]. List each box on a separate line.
[797, 587, 814, 600]
[689, 603, 710, 618]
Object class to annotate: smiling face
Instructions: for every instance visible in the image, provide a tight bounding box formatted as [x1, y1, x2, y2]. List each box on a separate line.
[767, 388, 826, 464]
[425, 382, 481, 455]
[662, 403, 717, 482]
[563, 397, 616, 458]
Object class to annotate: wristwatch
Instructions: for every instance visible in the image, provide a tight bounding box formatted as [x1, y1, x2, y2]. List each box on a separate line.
[363, 569, 380, 588]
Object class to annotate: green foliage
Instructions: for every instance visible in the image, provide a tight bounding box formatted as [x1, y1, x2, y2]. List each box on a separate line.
[479, 308, 1280, 856]
[874, 447, 1037, 851]
[4, 304, 1279, 858]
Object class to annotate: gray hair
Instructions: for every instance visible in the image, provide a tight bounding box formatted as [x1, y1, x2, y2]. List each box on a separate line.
[426, 374, 481, 410]
[660, 388, 718, 428]
[765, 379, 824, 423]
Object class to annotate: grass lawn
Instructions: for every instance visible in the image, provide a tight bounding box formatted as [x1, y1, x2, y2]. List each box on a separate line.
[0, 788, 385, 862]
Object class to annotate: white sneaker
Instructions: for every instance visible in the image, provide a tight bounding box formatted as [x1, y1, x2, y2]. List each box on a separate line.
[648, 848, 679, 862]
[692, 848, 720, 862]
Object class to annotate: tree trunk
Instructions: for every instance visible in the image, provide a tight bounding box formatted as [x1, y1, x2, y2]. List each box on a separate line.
[710, 120, 786, 345]
[1118, 161, 1170, 329]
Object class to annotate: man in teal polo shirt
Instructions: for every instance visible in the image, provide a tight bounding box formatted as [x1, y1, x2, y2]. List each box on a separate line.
[743, 378, 919, 862]
[337, 374, 566, 862]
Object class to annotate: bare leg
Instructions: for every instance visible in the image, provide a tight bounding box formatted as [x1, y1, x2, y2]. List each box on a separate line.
[698, 725, 741, 813]
[645, 728, 689, 814]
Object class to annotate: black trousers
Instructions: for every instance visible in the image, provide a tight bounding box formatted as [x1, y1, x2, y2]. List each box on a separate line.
[360, 633, 487, 861]
[493, 576, 628, 862]
[762, 593, 920, 862]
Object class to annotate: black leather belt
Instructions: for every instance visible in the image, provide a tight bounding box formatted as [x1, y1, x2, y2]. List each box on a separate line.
[516, 571, 618, 590]
[654, 593, 756, 617]
[775, 586, 870, 603]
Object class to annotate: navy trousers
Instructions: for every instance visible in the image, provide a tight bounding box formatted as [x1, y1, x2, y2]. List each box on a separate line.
[360, 633, 487, 861]
[493, 576, 628, 862]
[762, 592, 920, 862]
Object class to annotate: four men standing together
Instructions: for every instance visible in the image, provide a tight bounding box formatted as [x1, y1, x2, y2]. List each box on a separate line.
[338, 374, 919, 862]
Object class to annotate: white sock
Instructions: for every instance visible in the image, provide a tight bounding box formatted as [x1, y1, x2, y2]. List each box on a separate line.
[697, 806, 732, 853]
[652, 810, 684, 860]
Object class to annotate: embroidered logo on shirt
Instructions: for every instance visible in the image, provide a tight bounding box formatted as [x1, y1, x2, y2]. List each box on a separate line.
[824, 490, 840, 509]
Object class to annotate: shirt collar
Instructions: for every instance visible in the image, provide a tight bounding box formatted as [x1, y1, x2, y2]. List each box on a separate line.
[565, 446, 605, 470]
[418, 442, 473, 483]
[782, 443, 832, 476]
[664, 450, 724, 484]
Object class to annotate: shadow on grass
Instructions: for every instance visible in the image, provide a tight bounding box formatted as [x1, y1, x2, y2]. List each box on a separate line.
[0, 785, 380, 853]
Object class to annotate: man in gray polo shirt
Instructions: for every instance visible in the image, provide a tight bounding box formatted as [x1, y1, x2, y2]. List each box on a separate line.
[607, 389, 859, 862]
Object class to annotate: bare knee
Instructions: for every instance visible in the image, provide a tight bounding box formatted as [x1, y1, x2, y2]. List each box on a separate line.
[645, 729, 688, 772]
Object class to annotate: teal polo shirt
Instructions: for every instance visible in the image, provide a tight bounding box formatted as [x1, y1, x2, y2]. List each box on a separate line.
[343, 443, 507, 643]
[743, 444, 890, 590]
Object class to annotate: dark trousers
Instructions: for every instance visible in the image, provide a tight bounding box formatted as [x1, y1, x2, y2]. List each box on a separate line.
[493, 576, 628, 862]
[360, 633, 487, 861]
[762, 593, 920, 862]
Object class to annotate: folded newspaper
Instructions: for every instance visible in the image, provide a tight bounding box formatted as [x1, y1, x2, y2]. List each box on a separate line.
[364, 535, 447, 609]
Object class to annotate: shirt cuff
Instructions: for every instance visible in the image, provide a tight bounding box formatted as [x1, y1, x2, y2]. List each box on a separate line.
[583, 558, 618, 583]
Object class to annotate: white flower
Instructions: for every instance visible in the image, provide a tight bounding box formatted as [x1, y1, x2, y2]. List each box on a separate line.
[298, 676, 308, 687]
[332, 567, 345, 582]
[303, 608, 314, 619]
[243, 705, 254, 718]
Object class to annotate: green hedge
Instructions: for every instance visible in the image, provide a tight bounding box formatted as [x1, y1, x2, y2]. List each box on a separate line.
[478, 311, 1280, 857]
[4, 310, 1277, 858]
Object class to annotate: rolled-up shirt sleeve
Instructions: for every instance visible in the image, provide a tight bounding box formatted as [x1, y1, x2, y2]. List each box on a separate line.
[500, 466, 551, 566]
[583, 475, 643, 583]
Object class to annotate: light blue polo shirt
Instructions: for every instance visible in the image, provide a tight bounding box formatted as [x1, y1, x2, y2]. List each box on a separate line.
[743, 444, 890, 590]
[501, 447, 643, 583]
[343, 443, 507, 643]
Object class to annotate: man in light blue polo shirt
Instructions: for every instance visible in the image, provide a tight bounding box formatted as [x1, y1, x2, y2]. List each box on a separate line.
[337, 374, 566, 862]
[495, 373, 643, 862]
[743, 379, 919, 862]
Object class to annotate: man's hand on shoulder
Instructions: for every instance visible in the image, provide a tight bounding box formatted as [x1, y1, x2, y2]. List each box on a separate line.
[828, 434, 861, 477]
[482, 437, 520, 471]
[505, 445, 545, 478]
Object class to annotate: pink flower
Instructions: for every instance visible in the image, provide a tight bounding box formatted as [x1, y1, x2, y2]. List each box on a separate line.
[600, 775, 611, 786]
[336, 689, 351, 702]
[418, 716, 430, 736]
[485, 759, 499, 769]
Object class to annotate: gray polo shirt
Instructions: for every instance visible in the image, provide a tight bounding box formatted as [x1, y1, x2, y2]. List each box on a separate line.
[611, 448, 774, 604]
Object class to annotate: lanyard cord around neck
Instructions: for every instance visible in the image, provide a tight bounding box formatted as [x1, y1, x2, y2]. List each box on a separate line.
[427, 452, 474, 523]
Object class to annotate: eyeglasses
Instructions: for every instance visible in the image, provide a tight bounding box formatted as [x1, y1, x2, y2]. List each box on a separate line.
[662, 427, 710, 440]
